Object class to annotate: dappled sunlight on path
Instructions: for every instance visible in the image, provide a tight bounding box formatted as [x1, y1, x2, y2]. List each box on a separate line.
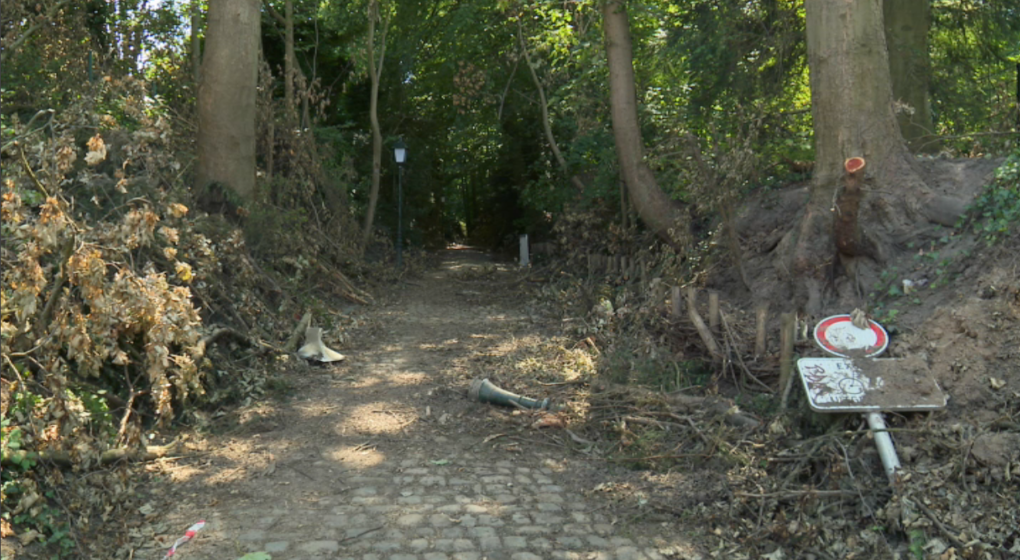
[150, 247, 696, 560]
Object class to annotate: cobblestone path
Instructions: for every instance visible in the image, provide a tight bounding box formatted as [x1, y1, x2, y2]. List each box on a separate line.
[155, 249, 681, 560]
[186, 455, 669, 560]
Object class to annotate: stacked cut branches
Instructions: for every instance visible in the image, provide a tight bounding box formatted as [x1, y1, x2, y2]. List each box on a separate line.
[252, 54, 364, 285]
[0, 79, 292, 555]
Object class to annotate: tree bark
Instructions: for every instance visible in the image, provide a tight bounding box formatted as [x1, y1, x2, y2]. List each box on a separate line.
[196, 0, 260, 203]
[602, 0, 689, 246]
[284, 0, 296, 118]
[884, 0, 936, 153]
[360, 0, 389, 251]
[778, 0, 937, 314]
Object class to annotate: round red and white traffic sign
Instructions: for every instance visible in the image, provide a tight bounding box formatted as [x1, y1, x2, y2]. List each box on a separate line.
[813, 314, 889, 357]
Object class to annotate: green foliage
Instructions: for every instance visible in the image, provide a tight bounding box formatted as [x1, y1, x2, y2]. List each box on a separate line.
[2, 417, 76, 557]
[908, 528, 927, 560]
[930, 1, 1020, 149]
[662, 0, 806, 124]
[963, 150, 1020, 245]
[1, 418, 33, 472]
[868, 267, 903, 325]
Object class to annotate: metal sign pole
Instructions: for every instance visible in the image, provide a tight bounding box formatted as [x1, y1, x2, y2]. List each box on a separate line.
[865, 411, 902, 482]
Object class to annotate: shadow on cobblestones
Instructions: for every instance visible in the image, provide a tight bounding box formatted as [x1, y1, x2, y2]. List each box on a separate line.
[151, 248, 700, 560]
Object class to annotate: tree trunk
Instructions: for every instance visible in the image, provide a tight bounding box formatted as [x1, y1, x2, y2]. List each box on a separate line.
[884, 0, 936, 153]
[261, 0, 303, 122]
[360, 0, 389, 251]
[196, 0, 260, 203]
[778, 0, 943, 314]
[284, 0, 295, 119]
[602, 0, 689, 246]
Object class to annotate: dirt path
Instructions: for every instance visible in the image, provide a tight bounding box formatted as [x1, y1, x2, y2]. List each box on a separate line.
[150, 248, 682, 560]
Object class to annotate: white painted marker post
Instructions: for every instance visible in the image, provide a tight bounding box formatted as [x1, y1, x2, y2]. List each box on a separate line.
[519, 234, 529, 267]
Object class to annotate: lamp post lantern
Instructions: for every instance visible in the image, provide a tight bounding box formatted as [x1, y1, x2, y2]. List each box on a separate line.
[394, 139, 407, 268]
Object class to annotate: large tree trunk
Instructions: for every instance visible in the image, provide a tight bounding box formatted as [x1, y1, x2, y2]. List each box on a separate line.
[778, 0, 951, 315]
[602, 0, 689, 246]
[196, 0, 260, 203]
[360, 0, 389, 251]
[884, 0, 936, 153]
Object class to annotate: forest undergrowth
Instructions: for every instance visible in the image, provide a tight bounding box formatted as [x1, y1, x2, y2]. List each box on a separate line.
[0, 78, 418, 558]
[484, 157, 1019, 559]
[2, 77, 1018, 559]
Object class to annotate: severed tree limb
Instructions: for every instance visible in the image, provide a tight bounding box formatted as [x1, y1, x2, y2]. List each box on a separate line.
[1, 440, 184, 469]
[194, 327, 252, 360]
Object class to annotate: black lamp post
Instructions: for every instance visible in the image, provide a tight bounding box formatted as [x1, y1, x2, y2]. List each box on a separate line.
[394, 139, 407, 268]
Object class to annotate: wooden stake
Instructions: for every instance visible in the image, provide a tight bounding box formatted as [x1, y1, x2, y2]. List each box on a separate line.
[587, 254, 594, 277]
[687, 287, 722, 361]
[754, 303, 769, 356]
[671, 286, 682, 318]
[708, 292, 720, 332]
[779, 312, 795, 410]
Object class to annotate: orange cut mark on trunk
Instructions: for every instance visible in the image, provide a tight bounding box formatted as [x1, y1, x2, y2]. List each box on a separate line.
[844, 157, 866, 174]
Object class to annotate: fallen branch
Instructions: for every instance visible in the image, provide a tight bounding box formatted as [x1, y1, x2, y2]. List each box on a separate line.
[719, 311, 773, 393]
[1, 440, 183, 469]
[734, 490, 858, 499]
[666, 395, 760, 429]
[339, 525, 384, 543]
[194, 327, 252, 360]
[316, 262, 373, 305]
[607, 452, 710, 462]
[912, 498, 967, 551]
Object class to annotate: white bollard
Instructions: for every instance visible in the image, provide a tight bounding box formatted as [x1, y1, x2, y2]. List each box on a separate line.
[519, 234, 529, 267]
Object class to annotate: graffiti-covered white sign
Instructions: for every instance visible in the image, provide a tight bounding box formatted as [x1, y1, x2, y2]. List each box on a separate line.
[797, 357, 884, 410]
[796, 357, 947, 413]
